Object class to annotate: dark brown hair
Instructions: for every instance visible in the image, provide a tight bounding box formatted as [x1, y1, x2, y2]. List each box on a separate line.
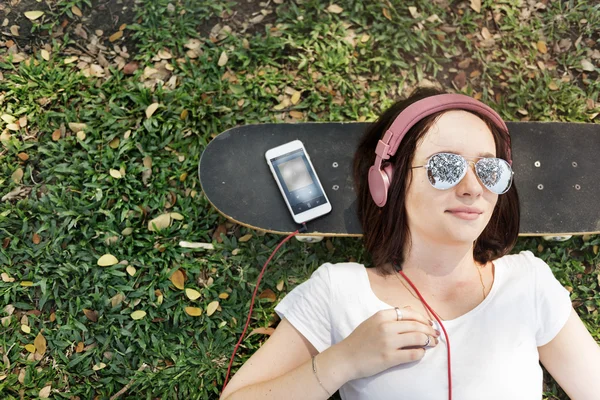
[353, 87, 520, 276]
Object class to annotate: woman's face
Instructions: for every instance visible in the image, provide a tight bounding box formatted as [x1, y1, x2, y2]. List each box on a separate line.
[405, 110, 499, 246]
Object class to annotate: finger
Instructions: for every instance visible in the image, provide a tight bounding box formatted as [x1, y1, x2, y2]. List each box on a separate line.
[397, 332, 439, 350]
[387, 320, 440, 339]
[389, 307, 433, 327]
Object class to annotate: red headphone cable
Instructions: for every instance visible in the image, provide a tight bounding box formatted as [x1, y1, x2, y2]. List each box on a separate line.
[221, 223, 307, 395]
[399, 270, 452, 400]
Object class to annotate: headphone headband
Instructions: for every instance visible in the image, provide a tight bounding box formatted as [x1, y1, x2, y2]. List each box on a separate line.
[368, 93, 511, 207]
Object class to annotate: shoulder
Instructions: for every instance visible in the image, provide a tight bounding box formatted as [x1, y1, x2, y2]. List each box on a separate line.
[496, 250, 549, 273]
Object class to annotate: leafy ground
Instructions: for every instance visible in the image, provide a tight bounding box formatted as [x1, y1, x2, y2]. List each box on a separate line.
[0, 0, 599, 399]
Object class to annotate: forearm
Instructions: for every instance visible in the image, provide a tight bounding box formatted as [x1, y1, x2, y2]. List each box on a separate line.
[223, 344, 351, 400]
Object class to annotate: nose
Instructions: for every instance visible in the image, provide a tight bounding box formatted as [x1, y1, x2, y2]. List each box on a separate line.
[456, 161, 484, 197]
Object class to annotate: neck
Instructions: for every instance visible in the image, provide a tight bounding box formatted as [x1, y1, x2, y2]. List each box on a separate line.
[393, 238, 479, 292]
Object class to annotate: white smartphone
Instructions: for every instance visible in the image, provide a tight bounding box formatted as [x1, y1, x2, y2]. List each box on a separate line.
[265, 140, 332, 224]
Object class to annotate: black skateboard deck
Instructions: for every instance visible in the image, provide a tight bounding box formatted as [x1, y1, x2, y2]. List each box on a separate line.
[199, 122, 600, 236]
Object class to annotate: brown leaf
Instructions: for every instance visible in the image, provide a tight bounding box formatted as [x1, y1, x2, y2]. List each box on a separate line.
[123, 62, 139, 75]
[470, 0, 481, 13]
[83, 309, 98, 323]
[259, 289, 277, 302]
[327, 4, 343, 14]
[76, 341, 84, 353]
[51, 129, 61, 141]
[17, 152, 29, 161]
[109, 30, 123, 42]
[32, 233, 41, 244]
[170, 269, 185, 290]
[453, 70, 467, 89]
[39, 385, 51, 399]
[289, 110, 304, 119]
[238, 234, 253, 242]
[72, 5, 83, 17]
[212, 224, 227, 243]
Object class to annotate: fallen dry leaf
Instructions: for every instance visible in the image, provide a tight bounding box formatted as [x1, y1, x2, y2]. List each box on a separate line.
[130, 310, 146, 320]
[470, 0, 481, 13]
[291, 91, 301, 105]
[178, 241, 214, 250]
[217, 51, 228, 67]
[92, 362, 106, 371]
[184, 307, 203, 316]
[259, 289, 277, 302]
[185, 288, 202, 300]
[206, 301, 219, 316]
[83, 309, 98, 322]
[24, 11, 44, 21]
[170, 269, 185, 290]
[39, 385, 51, 399]
[51, 129, 61, 141]
[109, 169, 122, 179]
[145, 103, 160, 118]
[218, 292, 229, 299]
[34, 331, 47, 355]
[109, 30, 123, 42]
[68, 122, 87, 132]
[537, 41, 547, 54]
[32, 233, 41, 244]
[72, 5, 83, 17]
[277, 279, 285, 291]
[289, 110, 303, 119]
[126, 265, 136, 276]
[382, 8, 392, 21]
[11, 168, 23, 184]
[21, 324, 31, 334]
[248, 327, 275, 337]
[148, 213, 171, 231]
[97, 254, 119, 266]
[24, 344, 36, 353]
[238, 234, 253, 242]
[581, 59, 595, 72]
[327, 4, 343, 13]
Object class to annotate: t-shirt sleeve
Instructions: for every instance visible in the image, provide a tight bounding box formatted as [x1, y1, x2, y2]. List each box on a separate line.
[274, 263, 333, 353]
[524, 251, 572, 346]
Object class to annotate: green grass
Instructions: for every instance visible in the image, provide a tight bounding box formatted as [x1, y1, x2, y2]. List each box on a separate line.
[0, 0, 599, 398]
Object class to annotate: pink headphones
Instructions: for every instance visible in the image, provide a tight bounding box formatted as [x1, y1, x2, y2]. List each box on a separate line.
[367, 93, 511, 207]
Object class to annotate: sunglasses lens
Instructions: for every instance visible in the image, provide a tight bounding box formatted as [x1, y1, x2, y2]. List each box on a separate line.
[426, 153, 467, 190]
[475, 158, 513, 194]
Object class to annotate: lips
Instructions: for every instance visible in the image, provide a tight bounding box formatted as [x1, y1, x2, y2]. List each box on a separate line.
[446, 206, 483, 214]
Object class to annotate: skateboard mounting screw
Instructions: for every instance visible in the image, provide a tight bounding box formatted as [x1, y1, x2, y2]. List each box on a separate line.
[534, 161, 541, 167]
[332, 162, 338, 168]
[575, 184, 581, 190]
[332, 185, 339, 191]
[572, 162, 578, 167]
[537, 184, 544, 190]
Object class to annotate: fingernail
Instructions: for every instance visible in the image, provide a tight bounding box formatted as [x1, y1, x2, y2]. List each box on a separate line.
[434, 329, 440, 337]
[429, 319, 434, 326]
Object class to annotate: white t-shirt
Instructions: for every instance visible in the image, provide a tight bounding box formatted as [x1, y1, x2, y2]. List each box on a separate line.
[274, 250, 572, 400]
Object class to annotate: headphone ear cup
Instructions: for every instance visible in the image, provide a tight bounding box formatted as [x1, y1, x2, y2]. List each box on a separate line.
[368, 163, 393, 207]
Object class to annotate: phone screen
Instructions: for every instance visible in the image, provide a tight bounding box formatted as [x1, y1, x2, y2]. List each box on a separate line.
[269, 149, 327, 215]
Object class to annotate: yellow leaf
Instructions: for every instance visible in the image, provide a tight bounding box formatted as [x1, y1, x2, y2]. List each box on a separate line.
[126, 265, 136, 276]
[21, 325, 31, 334]
[185, 288, 202, 300]
[290, 91, 301, 105]
[289, 111, 304, 119]
[145, 103, 160, 118]
[68, 122, 87, 132]
[382, 7, 392, 21]
[184, 307, 203, 316]
[239, 234, 253, 242]
[170, 270, 185, 290]
[76, 131, 86, 141]
[110, 293, 125, 308]
[24, 11, 45, 21]
[6, 123, 19, 131]
[537, 41, 547, 54]
[109, 30, 123, 42]
[143, 156, 153, 169]
[64, 56, 79, 64]
[130, 310, 146, 320]
[217, 51, 228, 67]
[148, 213, 171, 231]
[34, 332, 47, 355]
[97, 254, 119, 266]
[360, 34, 370, 43]
[207, 301, 219, 316]
[1, 114, 16, 123]
[109, 169, 122, 179]
[593, 245, 598, 255]
[39, 385, 51, 399]
[72, 6, 83, 17]
[327, 4, 343, 13]
[180, 109, 188, 120]
[11, 168, 23, 184]
[92, 362, 106, 371]
[548, 81, 559, 91]
[470, 0, 481, 13]
[276, 279, 284, 291]
[109, 138, 120, 149]
[218, 292, 229, 299]
[169, 212, 184, 220]
[25, 344, 36, 353]
[20, 281, 33, 287]
[40, 49, 50, 60]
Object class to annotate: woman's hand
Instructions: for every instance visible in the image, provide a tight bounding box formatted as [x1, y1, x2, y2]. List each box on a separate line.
[336, 307, 440, 381]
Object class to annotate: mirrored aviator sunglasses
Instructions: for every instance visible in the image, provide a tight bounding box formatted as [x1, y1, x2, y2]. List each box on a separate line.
[412, 153, 514, 194]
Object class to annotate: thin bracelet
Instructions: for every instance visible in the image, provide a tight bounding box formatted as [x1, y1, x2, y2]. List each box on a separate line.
[312, 355, 332, 397]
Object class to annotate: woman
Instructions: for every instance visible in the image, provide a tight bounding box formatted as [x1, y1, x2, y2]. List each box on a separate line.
[219, 87, 600, 400]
